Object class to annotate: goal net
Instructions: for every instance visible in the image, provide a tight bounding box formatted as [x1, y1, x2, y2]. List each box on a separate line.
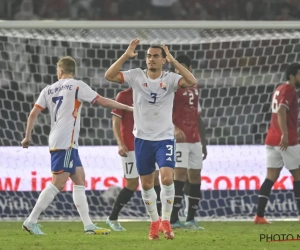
[0, 21, 299, 221]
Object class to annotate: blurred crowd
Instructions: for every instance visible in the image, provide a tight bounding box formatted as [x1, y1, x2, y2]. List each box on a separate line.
[0, 0, 299, 21]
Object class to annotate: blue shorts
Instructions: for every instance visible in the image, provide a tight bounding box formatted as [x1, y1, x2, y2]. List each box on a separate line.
[50, 148, 82, 174]
[134, 138, 176, 176]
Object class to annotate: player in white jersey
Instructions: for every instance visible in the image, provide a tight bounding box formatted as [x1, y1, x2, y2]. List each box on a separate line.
[105, 39, 197, 240]
[21, 56, 133, 235]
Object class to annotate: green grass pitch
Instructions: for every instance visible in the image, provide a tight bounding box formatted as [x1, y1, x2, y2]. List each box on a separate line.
[0, 221, 299, 250]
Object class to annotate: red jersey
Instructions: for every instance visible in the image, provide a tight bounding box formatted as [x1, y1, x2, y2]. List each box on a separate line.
[111, 88, 134, 151]
[173, 86, 201, 143]
[265, 83, 298, 146]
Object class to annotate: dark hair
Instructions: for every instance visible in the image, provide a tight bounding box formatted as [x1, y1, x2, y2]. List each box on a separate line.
[286, 63, 300, 81]
[148, 44, 166, 58]
[176, 54, 192, 68]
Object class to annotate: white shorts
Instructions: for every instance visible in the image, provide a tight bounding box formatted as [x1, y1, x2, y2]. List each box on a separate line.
[121, 151, 159, 179]
[266, 145, 300, 170]
[175, 142, 202, 169]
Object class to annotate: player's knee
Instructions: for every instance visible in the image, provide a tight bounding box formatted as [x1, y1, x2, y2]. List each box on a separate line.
[174, 168, 187, 182]
[72, 179, 85, 186]
[161, 175, 173, 186]
[140, 176, 154, 190]
[266, 168, 281, 182]
[160, 167, 174, 185]
[51, 181, 65, 191]
[52, 172, 69, 191]
[187, 169, 201, 184]
[126, 178, 139, 191]
[70, 174, 85, 186]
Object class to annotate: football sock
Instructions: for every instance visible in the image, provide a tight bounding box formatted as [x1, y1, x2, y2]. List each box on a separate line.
[154, 185, 162, 216]
[170, 180, 185, 223]
[27, 183, 59, 224]
[109, 187, 134, 220]
[161, 183, 175, 221]
[293, 181, 300, 215]
[256, 179, 274, 217]
[141, 187, 159, 222]
[73, 185, 93, 227]
[186, 183, 201, 222]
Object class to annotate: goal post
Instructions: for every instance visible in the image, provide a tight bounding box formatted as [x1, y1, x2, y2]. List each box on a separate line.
[0, 20, 300, 29]
[0, 21, 299, 221]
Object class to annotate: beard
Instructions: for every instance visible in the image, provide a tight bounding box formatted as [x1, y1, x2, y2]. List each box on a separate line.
[148, 67, 157, 72]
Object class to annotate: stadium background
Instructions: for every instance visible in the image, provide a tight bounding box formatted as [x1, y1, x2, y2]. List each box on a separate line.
[0, 0, 300, 221]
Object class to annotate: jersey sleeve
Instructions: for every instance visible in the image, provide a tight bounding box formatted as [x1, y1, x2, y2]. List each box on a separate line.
[168, 72, 183, 92]
[77, 81, 99, 104]
[119, 68, 141, 86]
[278, 87, 295, 109]
[111, 92, 125, 118]
[34, 88, 47, 110]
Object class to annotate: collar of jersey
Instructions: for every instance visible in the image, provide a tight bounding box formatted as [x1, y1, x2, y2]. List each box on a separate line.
[145, 71, 164, 81]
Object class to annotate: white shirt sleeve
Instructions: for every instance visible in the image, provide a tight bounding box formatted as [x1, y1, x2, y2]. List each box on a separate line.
[167, 72, 183, 92]
[35, 88, 47, 110]
[77, 81, 99, 104]
[120, 68, 141, 86]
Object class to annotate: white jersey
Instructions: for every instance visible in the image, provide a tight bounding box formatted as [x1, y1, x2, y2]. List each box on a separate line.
[35, 79, 99, 151]
[120, 68, 182, 141]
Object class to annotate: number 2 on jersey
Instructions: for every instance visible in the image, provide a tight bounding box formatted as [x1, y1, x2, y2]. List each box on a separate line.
[189, 92, 194, 105]
[52, 96, 63, 122]
[271, 90, 280, 113]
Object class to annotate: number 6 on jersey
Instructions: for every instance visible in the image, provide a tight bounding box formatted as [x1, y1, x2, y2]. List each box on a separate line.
[271, 90, 280, 113]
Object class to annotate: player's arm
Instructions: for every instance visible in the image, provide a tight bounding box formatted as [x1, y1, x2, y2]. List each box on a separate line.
[112, 115, 128, 157]
[21, 106, 42, 148]
[173, 96, 186, 142]
[162, 45, 197, 88]
[104, 39, 140, 83]
[198, 115, 207, 160]
[95, 96, 133, 112]
[277, 88, 294, 151]
[277, 105, 288, 151]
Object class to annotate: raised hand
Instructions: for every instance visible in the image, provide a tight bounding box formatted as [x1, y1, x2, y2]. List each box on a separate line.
[124, 39, 140, 58]
[162, 44, 175, 63]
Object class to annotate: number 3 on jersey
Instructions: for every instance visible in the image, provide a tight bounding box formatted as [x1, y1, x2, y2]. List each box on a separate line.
[149, 93, 157, 104]
[52, 96, 63, 122]
[271, 90, 280, 113]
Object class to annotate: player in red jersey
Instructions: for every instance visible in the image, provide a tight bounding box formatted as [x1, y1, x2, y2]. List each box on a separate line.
[106, 87, 161, 231]
[254, 63, 300, 224]
[170, 54, 207, 229]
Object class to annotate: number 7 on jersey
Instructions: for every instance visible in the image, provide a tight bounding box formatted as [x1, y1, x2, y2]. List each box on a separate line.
[52, 96, 63, 122]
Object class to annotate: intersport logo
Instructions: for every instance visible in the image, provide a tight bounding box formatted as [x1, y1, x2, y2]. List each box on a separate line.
[0, 172, 294, 191]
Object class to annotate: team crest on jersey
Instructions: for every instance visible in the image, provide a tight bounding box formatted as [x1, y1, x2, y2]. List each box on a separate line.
[160, 82, 167, 90]
[142, 83, 148, 87]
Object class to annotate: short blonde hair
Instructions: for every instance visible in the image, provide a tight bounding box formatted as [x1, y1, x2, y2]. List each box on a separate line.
[57, 56, 76, 75]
